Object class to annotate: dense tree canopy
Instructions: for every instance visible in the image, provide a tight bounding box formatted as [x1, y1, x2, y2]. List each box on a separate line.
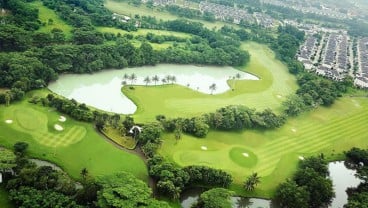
[194, 188, 233, 208]
[97, 172, 170, 208]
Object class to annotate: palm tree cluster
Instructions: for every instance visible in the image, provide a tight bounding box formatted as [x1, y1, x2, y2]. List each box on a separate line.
[122, 73, 137, 85]
[244, 172, 261, 191]
[123, 73, 177, 86]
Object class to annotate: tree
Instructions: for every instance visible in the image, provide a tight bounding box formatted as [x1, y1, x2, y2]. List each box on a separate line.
[194, 188, 233, 208]
[129, 73, 137, 85]
[97, 172, 170, 208]
[0, 148, 16, 172]
[282, 95, 306, 116]
[152, 75, 159, 85]
[244, 172, 260, 191]
[233, 73, 241, 90]
[170, 75, 176, 84]
[80, 168, 88, 180]
[13, 142, 28, 156]
[143, 76, 151, 86]
[9, 186, 80, 208]
[123, 73, 129, 82]
[275, 180, 310, 208]
[209, 83, 217, 94]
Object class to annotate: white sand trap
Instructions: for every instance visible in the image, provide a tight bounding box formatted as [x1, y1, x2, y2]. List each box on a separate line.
[276, 94, 282, 98]
[59, 116, 66, 122]
[299, 156, 305, 160]
[201, 146, 208, 150]
[5, 120, 13, 124]
[242, 152, 249, 157]
[54, 124, 64, 131]
[291, 128, 297, 133]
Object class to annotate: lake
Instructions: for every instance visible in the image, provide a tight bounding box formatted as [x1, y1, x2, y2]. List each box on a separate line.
[48, 64, 258, 114]
[180, 161, 361, 208]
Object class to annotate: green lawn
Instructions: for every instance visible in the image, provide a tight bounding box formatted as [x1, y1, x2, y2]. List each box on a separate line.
[0, 90, 148, 181]
[29, 1, 73, 37]
[0, 186, 13, 208]
[97, 27, 192, 38]
[124, 42, 297, 123]
[104, 0, 239, 29]
[158, 96, 368, 197]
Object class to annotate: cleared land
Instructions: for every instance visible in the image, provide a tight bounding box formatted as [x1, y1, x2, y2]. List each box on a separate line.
[124, 42, 298, 122]
[105, 0, 239, 29]
[159, 96, 368, 197]
[29, 1, 73, 37]
[0, 90, 147, 180]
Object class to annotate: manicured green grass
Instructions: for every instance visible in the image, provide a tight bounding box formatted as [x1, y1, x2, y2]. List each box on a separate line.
[97, 27, 192, 38]
[124, 42, 297, 123]
[29, 1, 73, 37]
[0, 186, 13, 208]
[229, 147, 258, 168]
[158, 96, 368, 197]
[0, 90, 148, 181]
[104, 0, 239, 29]
[102, 126, 136, 149]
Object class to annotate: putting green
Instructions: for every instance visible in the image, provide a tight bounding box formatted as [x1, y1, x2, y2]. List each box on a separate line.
[4, 106, 85, 147]
[0, 91, 148, 180]
[159, 96, 368, 197]
[229, 147, 258, 168]
[126, 42, 298, 123]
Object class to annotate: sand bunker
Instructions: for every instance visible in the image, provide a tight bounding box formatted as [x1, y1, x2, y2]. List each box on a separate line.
[291, 128, 297, 133]
[201, 146, 208, 150]
[54, 124, 64, 131]
[5, 120, 13, 124]
[299, 156, 305, 160]
[276, 94, 282, 98]
[58, 116, 66, 122]
[242, 152, 249, 157]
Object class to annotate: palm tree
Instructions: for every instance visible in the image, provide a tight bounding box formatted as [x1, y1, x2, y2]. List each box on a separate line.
[80, 168, 89, 180]
[233, 73, 241, 90]
[143, 76, 151, 86]
[244, 172, 261, 191]
[129, 73, 137, 85]
[152, 75, 159, 85]
[170, 75, 176, 84]
[123, 73, 129, 81]
[161, 78, 167, 84]
[209, 83, 217, 94]
[165, 75, 171, 84]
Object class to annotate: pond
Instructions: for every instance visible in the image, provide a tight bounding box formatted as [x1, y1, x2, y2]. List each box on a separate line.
[48, 64, 258, 114]
[180, 187, 276, 208]
[328, 161, 362, 208]
[180, 161, 361, 208]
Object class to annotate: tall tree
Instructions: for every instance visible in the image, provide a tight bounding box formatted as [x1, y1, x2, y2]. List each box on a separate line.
[129, 73, 137, 85]
[143, 76, 151, 86]
[152, 75, 159, 85]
